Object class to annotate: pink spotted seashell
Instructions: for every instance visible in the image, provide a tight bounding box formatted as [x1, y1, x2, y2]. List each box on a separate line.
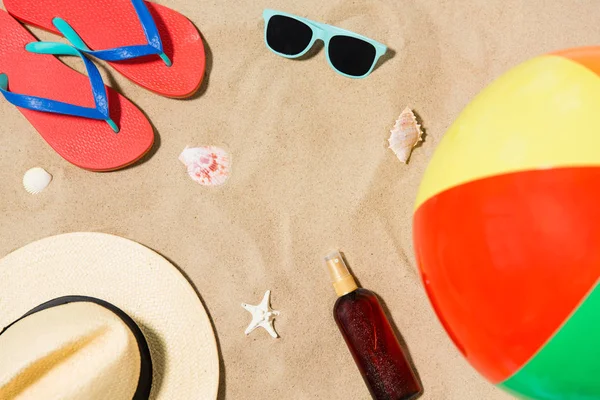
[388, 107, 423, 163]
[179, 146, 231, 186]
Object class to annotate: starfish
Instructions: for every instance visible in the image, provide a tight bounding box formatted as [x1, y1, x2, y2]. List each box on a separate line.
[242, 290, 280, 338]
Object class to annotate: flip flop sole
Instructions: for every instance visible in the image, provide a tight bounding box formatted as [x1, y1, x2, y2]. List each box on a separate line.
[5, 0, 206, 98]
[0, 10, 154, 171]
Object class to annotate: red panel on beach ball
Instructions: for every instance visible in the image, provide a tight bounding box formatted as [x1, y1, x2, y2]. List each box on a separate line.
[413, 167, 600, 383]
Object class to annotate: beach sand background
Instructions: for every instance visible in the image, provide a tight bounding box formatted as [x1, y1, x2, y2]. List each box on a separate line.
[1, 0, 596, 398]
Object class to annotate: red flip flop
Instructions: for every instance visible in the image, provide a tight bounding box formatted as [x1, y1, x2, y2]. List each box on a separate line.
[4, 0, 206, 98]
[0, 10, 154, 171]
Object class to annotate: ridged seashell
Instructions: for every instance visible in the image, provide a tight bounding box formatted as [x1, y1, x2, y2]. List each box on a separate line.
[388, 107, 423, 163]
[23, 167, 52, 194]
[179, 146, 231, 186]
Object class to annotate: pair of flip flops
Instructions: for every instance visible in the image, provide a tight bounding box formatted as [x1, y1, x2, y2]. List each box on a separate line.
[0, 0, 205, 171]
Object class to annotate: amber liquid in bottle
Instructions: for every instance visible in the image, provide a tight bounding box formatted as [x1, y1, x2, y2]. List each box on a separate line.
[327, 252, 422, 400]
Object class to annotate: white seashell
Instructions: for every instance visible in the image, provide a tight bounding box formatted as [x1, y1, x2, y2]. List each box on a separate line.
[179, 146, 231, 186]
[22, 167, 52, 194]
[388, 107, 423, 163]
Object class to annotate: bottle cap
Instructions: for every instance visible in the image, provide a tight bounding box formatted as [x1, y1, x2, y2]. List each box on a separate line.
[325, 251, 358, 297]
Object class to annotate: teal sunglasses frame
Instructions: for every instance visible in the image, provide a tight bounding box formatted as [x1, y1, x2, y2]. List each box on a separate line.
[263, 9, 387, 79]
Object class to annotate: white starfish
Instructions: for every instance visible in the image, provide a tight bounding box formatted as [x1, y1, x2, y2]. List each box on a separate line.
[242, 290, 280, 338]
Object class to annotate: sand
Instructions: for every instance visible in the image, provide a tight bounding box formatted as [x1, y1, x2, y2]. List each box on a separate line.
[1, 0, 597, 398]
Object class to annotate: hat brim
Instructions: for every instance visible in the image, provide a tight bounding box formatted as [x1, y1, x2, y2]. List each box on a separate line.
[0, 232, 219, 399]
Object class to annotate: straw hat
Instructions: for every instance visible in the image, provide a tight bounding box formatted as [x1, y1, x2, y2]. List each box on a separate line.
[0, 232, 219, 399]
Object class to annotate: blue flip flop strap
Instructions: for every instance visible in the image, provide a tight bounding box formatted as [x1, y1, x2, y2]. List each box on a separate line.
[54, 0, 171, 66]
[0, 42, 118, 133]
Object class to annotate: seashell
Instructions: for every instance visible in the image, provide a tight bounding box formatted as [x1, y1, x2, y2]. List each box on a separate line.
[388, 107, 423, 163]
[179, 146, 231, 186]
[23, 167, 52, 194]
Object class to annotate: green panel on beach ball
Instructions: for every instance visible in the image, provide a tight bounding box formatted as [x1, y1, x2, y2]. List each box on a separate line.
[499, 282, 600, 399]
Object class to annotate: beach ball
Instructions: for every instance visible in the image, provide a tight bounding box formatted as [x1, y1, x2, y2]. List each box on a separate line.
[413, 47, 600, 399]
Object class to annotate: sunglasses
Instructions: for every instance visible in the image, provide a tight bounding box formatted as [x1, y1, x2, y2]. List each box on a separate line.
[263, 9, 387, 79]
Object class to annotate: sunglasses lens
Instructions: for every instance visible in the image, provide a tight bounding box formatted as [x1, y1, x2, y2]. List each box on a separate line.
[266, 15, 313, 56]
[328, 35, 377, 77]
